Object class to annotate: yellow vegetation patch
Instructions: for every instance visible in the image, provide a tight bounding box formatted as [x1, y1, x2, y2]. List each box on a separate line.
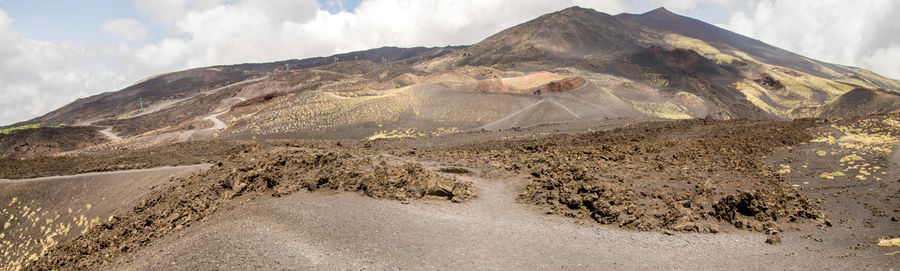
[673, 91, 706, 110]
[839, 154, 864, 163]
[885, 118, 900, 128]
[815, 150, 827, 157]
[832, 125, 899, 155]
[768, 67, 852, 98]
[0, 124, 40, 135]
[663, 34, 739, 64]
[878, 238, 900, 247]
[367, 127, 460, 141]
[810, 135, 837, 145]
[820, 172, 845, 179]
[777, 164, 791, 174]
[733, 80, 789, 116]
[631, 101, 692, 120]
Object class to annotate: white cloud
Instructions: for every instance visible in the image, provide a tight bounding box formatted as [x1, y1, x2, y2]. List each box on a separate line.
[101, 18, 149, 41]
[862, 47, 900, 81]
[723, 0, 900, 79]
[0, 9, 166, 126]
[647, 0, 732, 12]
[130, 0, 629, 69]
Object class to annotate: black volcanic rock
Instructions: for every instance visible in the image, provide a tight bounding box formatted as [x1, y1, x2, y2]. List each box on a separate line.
[445, 6, 640, 67]
[616, 7, 847, 79]
[820, 88, 900, 118]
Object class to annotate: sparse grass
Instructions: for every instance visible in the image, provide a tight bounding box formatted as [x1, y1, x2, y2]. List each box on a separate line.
[367, 127, 460, 141]
[643, 73, 669, 88]
[839, 154, 864, 163]
[845, 66, 900, 91]
[810, 135, 836, 145]
[878, 238, 900, 247]
[1, 198, 100, 270]
[631, 101, 692, 120]
[819, 172, 845, 179]
[0, 124, 40, 134]
[885, 118, 900, 128]
[777, 164, 791, 174]
[663, 34, 739, 64]
[733, 80, 788, 116]
[835, 126, 898, 154]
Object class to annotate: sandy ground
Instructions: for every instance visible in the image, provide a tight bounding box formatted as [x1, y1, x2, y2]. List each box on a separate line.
[111, 174, 896, 270]
[0, 165, 209, 269]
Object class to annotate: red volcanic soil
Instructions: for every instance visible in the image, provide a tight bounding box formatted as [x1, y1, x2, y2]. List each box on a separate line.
[533, 77, 587, 95]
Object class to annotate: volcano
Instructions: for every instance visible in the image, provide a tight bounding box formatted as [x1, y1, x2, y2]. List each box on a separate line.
[3, 6, 900, 270]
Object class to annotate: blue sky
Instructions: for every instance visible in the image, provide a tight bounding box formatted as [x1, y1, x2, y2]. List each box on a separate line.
[0, 0, 364, 44]
[0, 0, 899, 126]
[319, 0, 362, 14]
[0, 0, 148, 43]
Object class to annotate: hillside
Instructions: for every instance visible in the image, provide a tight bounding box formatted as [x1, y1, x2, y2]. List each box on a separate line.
[1, 6, 898, 152]
[2, 46, 462, 130]
[819, 88, 900, 118]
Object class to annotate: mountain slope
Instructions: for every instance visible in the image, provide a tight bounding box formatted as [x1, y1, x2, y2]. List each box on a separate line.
[819, 88, 900, 118]
[422, 6, 899, 120]
[4, 6, 900, 147]
[2, 46, 461, 132]
[425, 7, 639, 70]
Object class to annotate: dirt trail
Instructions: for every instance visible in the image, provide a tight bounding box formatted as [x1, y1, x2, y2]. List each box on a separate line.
[481, 100, 545, 130]
[129, 98, 190, 118]
[0, 164, 209, 183]
[179, 97, 247, 142]
[99, 127, 122, 141]
[110, 176, 882, 270]
[892, 144, 900, 167]
[124, 77, 265, 120]
[547, 99, 582, 119]
[201, 112, 228, 131]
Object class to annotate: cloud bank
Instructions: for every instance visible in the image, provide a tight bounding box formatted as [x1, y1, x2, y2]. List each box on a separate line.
[101, 18, 149, 41]
[723, 0, 900, 80]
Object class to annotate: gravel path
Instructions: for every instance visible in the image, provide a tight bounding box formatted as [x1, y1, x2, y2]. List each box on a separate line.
[111, 175, 892, 270]
[99, 126, 122, 141]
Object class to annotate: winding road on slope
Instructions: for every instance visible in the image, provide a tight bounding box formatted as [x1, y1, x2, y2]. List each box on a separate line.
[99, 127, 122, 141]
[179, 97, 247, 142]
[127, 77, 267, 120]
